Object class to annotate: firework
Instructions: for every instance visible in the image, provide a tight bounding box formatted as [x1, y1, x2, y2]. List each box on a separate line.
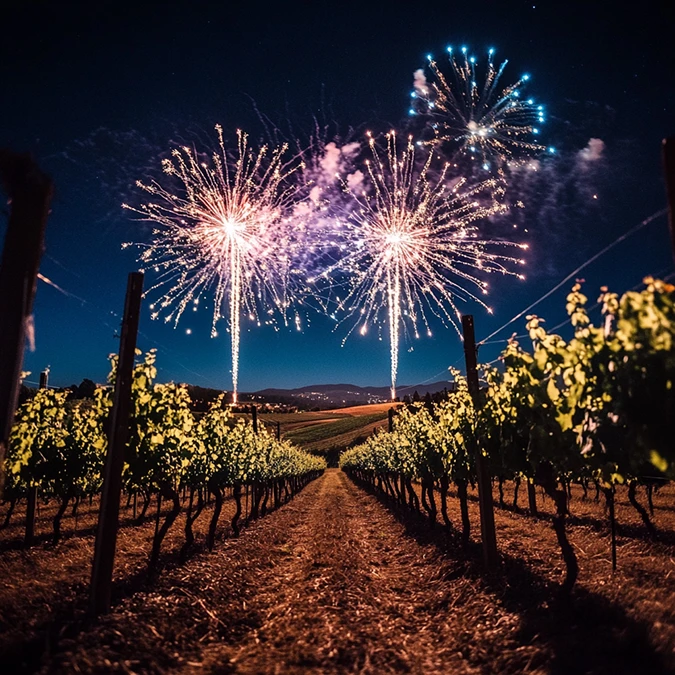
[123, 125, 303, 403]
[410, 47, 549, 169]
[312, 131, 527, 400]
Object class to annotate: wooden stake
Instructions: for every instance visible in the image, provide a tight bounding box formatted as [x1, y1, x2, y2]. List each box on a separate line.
[0, 152, 53, 498]
[607, 486, 617, 572]
[90, 272, 143, 615]
[251, 404, 258, 434]
[461, 315, 498, 570]
[662, 138, 675, 264]
[388, 407, 395, 433]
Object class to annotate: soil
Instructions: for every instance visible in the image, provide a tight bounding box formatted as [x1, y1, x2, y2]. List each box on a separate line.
[0, 488, 243, 671]
[1, 470, 674, 674]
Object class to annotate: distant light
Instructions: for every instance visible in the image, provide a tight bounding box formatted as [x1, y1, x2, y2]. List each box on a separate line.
[186, 328, 192, 335]
[482, 163, 490, 170]
[470, 56, 476, 64]
[489, 47, 495, 55]
[461, 46, 467, 53]
[410, 91, 416, 97]
[527, 98, 534, 104]
[426, 53, 433, 61]
[446, 45, 453, 53]
[513, 90, 520, 97]
[548, 146, 556, 154]
[522, 73, 530, 81]
[408, 108, 415, 115]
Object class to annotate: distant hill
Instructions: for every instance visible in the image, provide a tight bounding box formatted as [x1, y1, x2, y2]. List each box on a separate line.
[250, 381, 454, 409]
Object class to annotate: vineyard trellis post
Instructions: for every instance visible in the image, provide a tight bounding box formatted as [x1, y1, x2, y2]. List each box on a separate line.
[388, 407, 395, 433]
[461, 314, 498, 570]
[251, 404, 258, 434]
[662, 137, 675, 264]
[90, 271, 144, 615]
[0, 152, 53, 498]
[24, 369, 48, 545]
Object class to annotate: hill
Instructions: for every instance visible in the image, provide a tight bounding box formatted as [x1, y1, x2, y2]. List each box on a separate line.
[251, 380, 454, 408]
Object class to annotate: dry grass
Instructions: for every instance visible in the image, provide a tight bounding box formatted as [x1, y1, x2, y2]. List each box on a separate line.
[1, 472, 674, 674]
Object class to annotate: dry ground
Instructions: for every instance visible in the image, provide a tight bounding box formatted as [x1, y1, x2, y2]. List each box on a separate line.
[0, 488, 245, 671]
[1, 469, 673, 674]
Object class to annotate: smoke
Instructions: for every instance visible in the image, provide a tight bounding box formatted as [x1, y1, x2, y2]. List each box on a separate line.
[319, 142, 342, 176]
[340, 142, 360, 157]
[498, 143, 608, 278]
[317, 141, 362, 180]
[309, 185, 322, 204]
[578, 138, 605, 163]
[413, 68, 429, 97]
[346, 170, 364, 191]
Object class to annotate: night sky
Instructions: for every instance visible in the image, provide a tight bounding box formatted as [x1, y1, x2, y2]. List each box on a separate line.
[2, 0, 673, 393]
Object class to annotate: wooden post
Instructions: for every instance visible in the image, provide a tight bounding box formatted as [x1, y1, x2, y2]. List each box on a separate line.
[0, 152, 53, 498]
[461, 314, 498, 569]
[388, 407, 395, 433]
[608, 487, 617, 572]
[24, 369, 49, 546]
[24, 483, 38, 548]
[276, 421, 281, 441]
[90, 272, 143, 615]
[662, 138, 675, 264]
[251, 404, 258, 434]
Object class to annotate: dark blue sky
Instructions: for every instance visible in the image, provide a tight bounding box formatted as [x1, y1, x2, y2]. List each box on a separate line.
[2, 0, 673, 392]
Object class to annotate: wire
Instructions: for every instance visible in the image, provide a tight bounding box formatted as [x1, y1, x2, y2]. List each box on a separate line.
[477, 208, 668, 346]
[37, 273, 89, 305]
[36, 263, 222, 388]
[417, 366, 455, 385]
[481, 265, 675, 346]
[22, 380, 59, 389]
[546, 267, 675, 334]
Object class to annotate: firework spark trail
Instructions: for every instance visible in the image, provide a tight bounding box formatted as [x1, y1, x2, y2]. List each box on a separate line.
[123, 125, 304, 403]
[312, 131, 528, 399]
[411, 47, 548, 169]
[387, 265, 401, 400]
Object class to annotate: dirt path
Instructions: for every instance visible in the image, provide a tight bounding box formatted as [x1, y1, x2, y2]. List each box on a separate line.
[193, 469, 470, 674]
[36, 469, 674, 674]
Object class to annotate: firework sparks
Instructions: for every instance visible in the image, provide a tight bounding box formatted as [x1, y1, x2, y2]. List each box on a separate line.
[313, 131, 527, 400]
[123, 125, 303, 403]
[411, 47, 547, 169]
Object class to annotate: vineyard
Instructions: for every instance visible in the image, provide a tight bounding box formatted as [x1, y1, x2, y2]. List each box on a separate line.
[341, 278, 675, 590]
[3, 349, 326, 564]
[0, 278, 674, 672]
[3, 0, 675, 670]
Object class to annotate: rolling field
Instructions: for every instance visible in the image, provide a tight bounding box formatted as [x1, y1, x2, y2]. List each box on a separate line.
[254, 403, 401, 455]
[284, 413, 388, 445]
